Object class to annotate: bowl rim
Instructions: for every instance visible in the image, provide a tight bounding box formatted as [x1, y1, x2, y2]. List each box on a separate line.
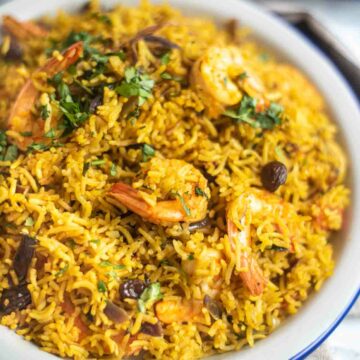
[0, 0, 359, 359]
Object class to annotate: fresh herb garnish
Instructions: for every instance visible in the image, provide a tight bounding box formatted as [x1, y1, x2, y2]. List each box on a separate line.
[116, 67, 154, 106]
[98, 280, 107, 293]
[141, 144, 155, 162]
[110, 163, 117, 176]
[160, 52, 171, 65]
[24, 216, 34, 227]
[223, 95, 283, 130]
[40, 104, 50, 120]
[99, 261, 125, 270]
[97, 14, 112, 25]
[44, 128, 56, 139]
[195, 186, 208, 199]
[27, 143, 49, 152]
[90, 239, 100, 245]
[188, 253, 194, 260]
[91, 159, 105, 166]
[239, 72, 248, 80]
[56, 263, 69, 277]
[20, 131, 33, 137]
[268, 245, 288, 252]
[0, 131, 18, 162]
[160, 72, 183, 82]
[83, 162, 91, 175]
[138, 282, 162, 313]
[3, 145, 18, 161]
[175, 192, 191, 216]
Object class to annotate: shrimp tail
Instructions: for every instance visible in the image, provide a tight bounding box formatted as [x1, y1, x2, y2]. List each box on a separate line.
[7, 42, 83, 150]
[3, 15, 48, 40]
[227, 219, 265, 296]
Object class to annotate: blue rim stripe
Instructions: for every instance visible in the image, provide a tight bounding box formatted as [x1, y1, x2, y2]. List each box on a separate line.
[290, 288, 360, 359]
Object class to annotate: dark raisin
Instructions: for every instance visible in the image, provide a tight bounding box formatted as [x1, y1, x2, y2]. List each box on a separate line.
[89, 95, 102, 114]
[104, 301, 129, 323]
[140, 321, 163, 337]
[13, 235, 36, 283]
[0, 283, 31, 315]
[4, 38, 23, 61]
[119, 279, 145, 299]
[204, 295, 223, 320]
[261, 161, 287, 192]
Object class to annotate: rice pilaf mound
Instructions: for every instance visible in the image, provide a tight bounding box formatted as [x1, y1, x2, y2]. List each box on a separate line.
[0, 1, 349, 359]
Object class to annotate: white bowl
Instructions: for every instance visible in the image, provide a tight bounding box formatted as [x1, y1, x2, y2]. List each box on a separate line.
[0, 0, 359, 359]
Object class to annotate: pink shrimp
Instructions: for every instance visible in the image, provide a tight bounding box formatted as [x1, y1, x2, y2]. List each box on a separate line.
[2, 15, 48, 40]
[226, 188, 298, 296]
[108, 158, 210, 224]
[7, 42, 83, 150]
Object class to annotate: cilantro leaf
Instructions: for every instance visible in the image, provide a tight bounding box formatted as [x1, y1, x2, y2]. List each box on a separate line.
[55, 263, 69, 277]
[175, 192, 191, 216]
[4, 145, 18, 161]
[110, 163, 117, 176]
[223, 95, 283, 130]
[160, 52, 171, 65]
[40, 104, 50, 120]
[27, 143, 49, 152]
[99, 261, 125, 270]
[98, 280, 107, 293]
[138, 282, 162, 313]
[44, 128, 56, 139]
[141, 144, 155, 162]
[116, 67, 154, 106]
[24, 216, 34, 227]
[195, 186, 208, 199]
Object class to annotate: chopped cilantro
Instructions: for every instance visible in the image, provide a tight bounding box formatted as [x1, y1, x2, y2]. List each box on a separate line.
[91, 159, 105, 166]
[160, 72, 172, 80]
[223, 95, 283, 130]
[24, 216, 34, 227]
[99, 261, 125, 270]
[56, 263, 69, 277]
[0, 131, 18, 162]
[90, 239, 100, 245]
[188, 253, 194, 260]
[91, 52, 109, 65]
[40, 104, 50, 120]
[106, 50, 125, 61]
[27, 143, 49, 152]
[239, 72, 248, 80]
[4, 145, 18, 161]
[268, 245, 288, 252]
[116, 67, 154, 106]
[44, 128, 56, 139]
[141, 144, 155, 162]
[20, 131, 33, 137]
[259, 52, 269, 62]
[110, 163, 117, 176]
[160, 52, 171, 65]
[83, 162, 90, 175]
[195, 186, 208, 199]
[98, 280, 107, 293]
[160, 72, 183, 82]
[175, 192, 191, 216]
[97, 14, 112, 25]
[63, 31, 95, 56]
[138, 282, 162, 313]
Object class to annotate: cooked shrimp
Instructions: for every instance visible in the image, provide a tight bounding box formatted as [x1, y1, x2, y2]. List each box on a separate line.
[191, 46, 265, 117]
[182, 247, 223, 297]
[226, 188, 297, 296]
[155, 298, 204, 324]
[7, 42, 83, 150]
[108, 158, 210, 224]
[2, 15, 48, 40]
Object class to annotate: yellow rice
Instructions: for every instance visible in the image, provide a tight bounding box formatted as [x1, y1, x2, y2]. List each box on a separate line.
[0, 1, 350, 359]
